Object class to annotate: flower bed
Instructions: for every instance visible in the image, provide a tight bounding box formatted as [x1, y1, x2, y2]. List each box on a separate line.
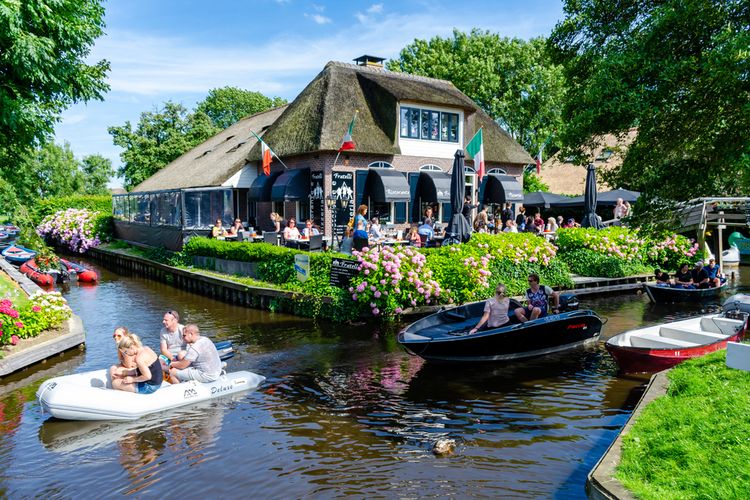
[0, 291, 73, 346]
[37, 208, 110, 253]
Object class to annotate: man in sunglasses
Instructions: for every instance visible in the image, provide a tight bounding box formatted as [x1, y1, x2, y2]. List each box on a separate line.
[514, 273, 560, 322]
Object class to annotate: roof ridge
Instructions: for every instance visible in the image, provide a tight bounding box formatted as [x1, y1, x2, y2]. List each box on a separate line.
[324, 60, 457, 88]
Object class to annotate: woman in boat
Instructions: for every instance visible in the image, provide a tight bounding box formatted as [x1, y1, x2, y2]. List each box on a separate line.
[111, 333, 163, 394]
[469, 284, 511, 334]
[109, 327, 136, 378]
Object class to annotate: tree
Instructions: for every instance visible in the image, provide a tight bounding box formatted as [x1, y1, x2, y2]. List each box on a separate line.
[109, 102, 218, 190]
[523, 170, 550, 193]
[388, 30, 566, 157]
[195, 87, 287, 129]
[4, 142, 84, 205]
[549, 0, 750, 200]
[80, 154, 113, 195]
[0, 0, 109, 153]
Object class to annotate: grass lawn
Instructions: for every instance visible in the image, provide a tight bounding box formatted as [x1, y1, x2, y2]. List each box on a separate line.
[617, 350, 750, 499]
[0, 269, 28, 306]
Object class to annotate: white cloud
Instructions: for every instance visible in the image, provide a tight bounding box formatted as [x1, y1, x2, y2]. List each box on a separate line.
[356, 3, 384, 24]
[367, 4, 384, 14]
[62, 113, 87, 125]
[305, 13, 332, 24]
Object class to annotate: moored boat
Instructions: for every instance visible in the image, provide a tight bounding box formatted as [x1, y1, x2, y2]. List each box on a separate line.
[1, 245, 36, 264]
[643, 281, 728, 303]
[19, 259, 56, 286]
[398, 296, 603, 362]
[36, 368, 265, 421]
[60, 258, 98, 283]
[605, 309, 749, 373]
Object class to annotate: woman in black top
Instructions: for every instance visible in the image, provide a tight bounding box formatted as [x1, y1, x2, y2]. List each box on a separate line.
[111, 334, 163, 394]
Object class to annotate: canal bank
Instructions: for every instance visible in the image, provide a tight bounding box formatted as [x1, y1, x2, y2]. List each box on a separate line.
[0, 259, 85, 377]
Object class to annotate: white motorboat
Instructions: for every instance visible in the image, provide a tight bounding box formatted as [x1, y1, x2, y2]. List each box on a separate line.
[36, 368, 265, 421]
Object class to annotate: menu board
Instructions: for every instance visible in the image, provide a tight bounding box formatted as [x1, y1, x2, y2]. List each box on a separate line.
[331, 171, 355, 237]
[330, 257, 359, 288]
[310, 171, 324, 228]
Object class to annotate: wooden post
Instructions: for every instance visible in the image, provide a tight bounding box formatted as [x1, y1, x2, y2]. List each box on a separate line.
[718, 210, 724, 270]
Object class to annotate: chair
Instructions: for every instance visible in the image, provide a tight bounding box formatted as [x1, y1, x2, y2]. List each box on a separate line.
[308, 234, 324, 252]
[263, 232, 279, 245]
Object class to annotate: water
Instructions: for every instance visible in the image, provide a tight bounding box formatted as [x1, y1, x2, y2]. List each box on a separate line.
[1, 263, 747, 498]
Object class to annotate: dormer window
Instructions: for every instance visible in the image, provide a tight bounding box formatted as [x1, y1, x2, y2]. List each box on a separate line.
[400, 106, 459, 143]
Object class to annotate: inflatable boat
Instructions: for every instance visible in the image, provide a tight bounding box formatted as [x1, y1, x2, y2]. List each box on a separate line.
[60, 259, 98, 283]
[36, 368, 265, 421]
[19, 259, 56, 286]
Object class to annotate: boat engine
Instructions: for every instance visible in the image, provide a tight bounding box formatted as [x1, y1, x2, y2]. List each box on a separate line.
[723, 294, 750, 315]
[558, 293, 579, 312]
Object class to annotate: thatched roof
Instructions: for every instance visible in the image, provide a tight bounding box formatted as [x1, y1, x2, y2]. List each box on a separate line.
[539, 128, 637, 195]
[248, 61, 533, 165]
[132, 106, 287, 192]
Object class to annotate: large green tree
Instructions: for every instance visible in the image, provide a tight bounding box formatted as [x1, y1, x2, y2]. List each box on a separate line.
[80, 154, 113, 195]
[109, 102, 217, 190]
[0, 0, 109, 153]
[5, 142, 85, 204]
[549, 0, 750, 200]
[195, 86, 286, 130]
[388, 29, 565, 157]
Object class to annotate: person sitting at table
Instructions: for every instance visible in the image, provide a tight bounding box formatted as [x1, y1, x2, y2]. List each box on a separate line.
[545, 217, 558, 233]
[211, 218, 227, 238]
[339, 227, 354, 255]
[302, 219, 320, 238]
[674, 263, 694, 288]
[270, 212, 282, 233]
[408, 225, 421, 247]
[703, 258, 722, 287]
[369, 217, 384, 239]
[503, 219, 518, 233]
[422, 206, 435, 227]
[226, 218, 243, 236]
[563, 217, 580, 228]
[474, 209, 489, 233]
[283, 218, 301, 242]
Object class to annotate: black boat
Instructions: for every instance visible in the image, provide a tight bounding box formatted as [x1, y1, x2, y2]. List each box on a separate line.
[643, 281, 728, 304]
[398, 296, 603, 363]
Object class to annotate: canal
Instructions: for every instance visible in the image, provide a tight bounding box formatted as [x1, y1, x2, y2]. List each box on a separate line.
[1, 263, 747, 497]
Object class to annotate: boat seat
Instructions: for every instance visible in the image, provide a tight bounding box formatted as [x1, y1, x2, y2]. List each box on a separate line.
[442, 309, 467, 322]
[699, 317, 744, 335]
[659, 326, 729, 344]
[630, 333, 700, 349]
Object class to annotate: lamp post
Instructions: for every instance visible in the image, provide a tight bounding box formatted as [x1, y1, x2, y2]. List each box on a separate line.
[327, 194, 350, 250]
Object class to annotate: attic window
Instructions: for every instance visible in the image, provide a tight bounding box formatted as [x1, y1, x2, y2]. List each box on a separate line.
[226, 141, 246, 153]
[224, 135, 235, 142]
[488, 168, 507, 175]
[596, 149, 614, 161]
[419, 164, 442, 171]
[400, 106, 459, 143]
[368, 161, 393, 169]
[196, 149, 213, 159]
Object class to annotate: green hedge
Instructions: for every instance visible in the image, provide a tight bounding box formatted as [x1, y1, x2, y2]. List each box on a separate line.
[559, 248, 653, 278]
[34, 195, 112, 222]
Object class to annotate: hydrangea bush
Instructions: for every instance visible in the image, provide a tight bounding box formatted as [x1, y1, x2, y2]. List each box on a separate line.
[0, 292, 72, 346]
[37, 208, 105, 253]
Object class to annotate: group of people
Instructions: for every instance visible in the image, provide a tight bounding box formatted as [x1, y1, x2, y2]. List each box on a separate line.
[469, 273, 561, 334]
[211, 218, 245, 238]
[655, 259, 723, 289]
[108, 310, 222, 394]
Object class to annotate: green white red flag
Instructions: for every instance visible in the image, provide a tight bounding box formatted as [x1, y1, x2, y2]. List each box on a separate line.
[251, 131, 276, 175]
[466, 128, 485, 181]
[338, 112, 357, 152]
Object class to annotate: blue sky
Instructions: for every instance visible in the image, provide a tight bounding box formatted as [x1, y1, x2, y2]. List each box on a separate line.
[54, 0, 565, 187]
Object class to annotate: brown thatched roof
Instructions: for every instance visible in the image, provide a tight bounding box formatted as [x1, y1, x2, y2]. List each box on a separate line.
[539, 128, 637, 195]
[132, 105, 287, 192]
[248, 61, 533, 165]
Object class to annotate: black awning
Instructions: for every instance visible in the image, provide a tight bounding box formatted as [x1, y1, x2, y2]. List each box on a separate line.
[363, 169, 411, 203]
[271, 168, 310, 201]
[415, 171, 452, 203]
[480, 174, 524, 204]
[248, 171, 283, 201]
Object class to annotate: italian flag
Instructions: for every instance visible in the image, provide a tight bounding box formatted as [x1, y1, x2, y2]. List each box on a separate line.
[466, 128, 485, 181]
[338, 112, 357, 152]
[261, 141, 272, 176]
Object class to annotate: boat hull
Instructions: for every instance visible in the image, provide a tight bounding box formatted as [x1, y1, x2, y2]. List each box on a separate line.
[399, 300, 603, 363]
[643, 281, 727, 303]
[19, 259, 55, 286]
[1, 245, 36, 265]
[37, 368, 265, 421]
[606, 335, 742, 373]
[60, 258, 98, 283]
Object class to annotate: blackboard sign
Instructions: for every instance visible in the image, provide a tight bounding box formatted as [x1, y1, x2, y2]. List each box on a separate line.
[330, 257, 359, 288]
[310, 171, 324, 228]
[331, 171, 355, 237]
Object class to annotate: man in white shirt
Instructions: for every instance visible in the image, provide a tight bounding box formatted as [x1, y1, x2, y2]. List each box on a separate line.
[169, 324, 222, 383]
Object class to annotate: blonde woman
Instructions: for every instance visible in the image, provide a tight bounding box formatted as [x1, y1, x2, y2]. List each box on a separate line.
[469, 284, 511, 334]
[111, 333, 163, 394]
[270, 212, 282, 232]
[110, 327, 135, 378]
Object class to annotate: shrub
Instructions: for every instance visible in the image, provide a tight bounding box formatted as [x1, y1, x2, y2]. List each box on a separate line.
[646, 233, 700, 270]
[560, 248, 653, 278]
[556, 227, 647, 261]
[0, 292, 72, 346]
[34, 195, 112, 222]
[37, 208, 111, 253]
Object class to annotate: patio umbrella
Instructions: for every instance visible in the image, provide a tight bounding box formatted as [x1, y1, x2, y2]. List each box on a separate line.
[581, 164, 603, 229]
[522, 191, 569, 209]
[596, 188, 641, 204]
[443, 150, 472, 245]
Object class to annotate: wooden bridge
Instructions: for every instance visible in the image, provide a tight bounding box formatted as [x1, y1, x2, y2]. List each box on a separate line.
[677, 197, 750, 268]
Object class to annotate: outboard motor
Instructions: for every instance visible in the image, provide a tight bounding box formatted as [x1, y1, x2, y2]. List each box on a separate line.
[723, 294, 750, 315]
[558, 293, 579, 312]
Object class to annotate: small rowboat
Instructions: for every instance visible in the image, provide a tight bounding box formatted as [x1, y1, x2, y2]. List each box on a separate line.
[36, 368, 265, 421]
[19, 259, 56, 286]
[605, 311, 748, 373]
[643, 281, 728, 303]
[1, 245, 36, 264]
[398, 295, 603, 363]
[60, 259, 98, 283]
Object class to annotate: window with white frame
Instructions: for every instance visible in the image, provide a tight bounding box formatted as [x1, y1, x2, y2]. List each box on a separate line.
[488, 168, 507, 175]
[419, 164, 443, 171]
[368, 161, 394, 169]
[400, 106, 459, 143]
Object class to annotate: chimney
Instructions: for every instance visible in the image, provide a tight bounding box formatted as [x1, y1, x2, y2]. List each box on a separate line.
[353, 55, 386, 68]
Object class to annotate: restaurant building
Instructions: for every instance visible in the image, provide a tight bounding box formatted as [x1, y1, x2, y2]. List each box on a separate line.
[114, 56, 533, 250]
